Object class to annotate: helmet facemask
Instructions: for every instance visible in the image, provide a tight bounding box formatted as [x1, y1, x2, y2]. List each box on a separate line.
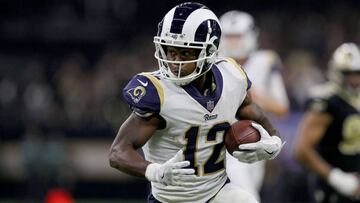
[154, 36, 218, 86]
[338, 71, 360, 96]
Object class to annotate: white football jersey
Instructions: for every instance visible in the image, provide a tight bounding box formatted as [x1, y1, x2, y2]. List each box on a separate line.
[123, 57, 250, 203]
[243, 50, 289, 108]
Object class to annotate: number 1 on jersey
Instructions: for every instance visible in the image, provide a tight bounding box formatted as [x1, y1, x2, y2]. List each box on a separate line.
[183, 122, 230, 176]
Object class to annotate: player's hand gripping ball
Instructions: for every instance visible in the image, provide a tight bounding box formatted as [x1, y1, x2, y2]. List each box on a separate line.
[225, 120, 261, 154]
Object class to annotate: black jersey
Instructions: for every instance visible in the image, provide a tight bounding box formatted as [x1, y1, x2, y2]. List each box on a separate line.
[306, 83, 360, 172]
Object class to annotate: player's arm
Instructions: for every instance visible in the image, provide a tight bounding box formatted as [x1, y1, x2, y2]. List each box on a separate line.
[294, 111, 360, 198]
[293, 111, 332, 179]
[110, 73, 196, 186]
[236, 92, 278, 136]
[109, 113, 196, 186]
[109, 113, 161, 177]
[233, 92, 283, 163]
[109, 73, 164, 177]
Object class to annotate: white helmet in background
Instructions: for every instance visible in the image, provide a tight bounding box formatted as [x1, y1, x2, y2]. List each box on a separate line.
[329, 42, 360, 94]
[219, 10, 258, 59]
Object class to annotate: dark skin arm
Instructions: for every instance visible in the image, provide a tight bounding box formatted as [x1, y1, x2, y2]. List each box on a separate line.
[236, 92, 278, 137]
[109, 113, 162, 178]
[293, 111, 332, 180]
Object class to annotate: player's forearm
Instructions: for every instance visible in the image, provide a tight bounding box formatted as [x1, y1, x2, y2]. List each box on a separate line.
[294, 143, 331, 180]
[236, 102, 278, 136]
[109, 144, 150, 178]
[294, 112, 333, 180]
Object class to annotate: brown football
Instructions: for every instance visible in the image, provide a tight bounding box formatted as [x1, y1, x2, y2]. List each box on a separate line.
[225, 120, 261, 154]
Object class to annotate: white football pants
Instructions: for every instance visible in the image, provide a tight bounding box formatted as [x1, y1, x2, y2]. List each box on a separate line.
[210, 182, 259, 203]
[225, 151, 266, 201]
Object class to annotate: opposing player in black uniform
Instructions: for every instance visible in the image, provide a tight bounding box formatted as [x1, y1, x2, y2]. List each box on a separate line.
[294, 42, 360, 203]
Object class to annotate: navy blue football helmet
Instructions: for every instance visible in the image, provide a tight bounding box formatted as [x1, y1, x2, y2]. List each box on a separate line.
[154, 2, 222, 85]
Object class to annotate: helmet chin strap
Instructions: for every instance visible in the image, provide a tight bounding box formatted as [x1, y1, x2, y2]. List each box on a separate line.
[173, 68, 210, 86]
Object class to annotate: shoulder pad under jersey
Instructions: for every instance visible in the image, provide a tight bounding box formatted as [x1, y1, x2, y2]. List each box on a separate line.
[305, 82, 336, 112]
[222, 57, 252, 90]
[122, 72, 163, 114]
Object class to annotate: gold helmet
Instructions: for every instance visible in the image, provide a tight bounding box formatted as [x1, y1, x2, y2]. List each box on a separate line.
[328, 42, 360, 94]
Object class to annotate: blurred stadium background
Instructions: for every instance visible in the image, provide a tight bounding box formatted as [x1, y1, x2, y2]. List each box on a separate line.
[0, 0, 359, 202]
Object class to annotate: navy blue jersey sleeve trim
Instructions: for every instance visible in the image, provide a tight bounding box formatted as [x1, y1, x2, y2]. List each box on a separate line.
[122, 74, 162, 114]
[246, 76, 252, 91]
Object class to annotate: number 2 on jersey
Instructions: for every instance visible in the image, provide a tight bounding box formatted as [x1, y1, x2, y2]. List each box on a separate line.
[183, 122, 230, 176]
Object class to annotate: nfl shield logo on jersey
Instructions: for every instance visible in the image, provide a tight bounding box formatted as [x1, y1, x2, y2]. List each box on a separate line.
[207, 100, 215, 111]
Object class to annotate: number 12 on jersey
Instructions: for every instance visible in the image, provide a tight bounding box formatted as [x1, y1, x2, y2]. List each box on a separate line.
[183, 122, 230, 176]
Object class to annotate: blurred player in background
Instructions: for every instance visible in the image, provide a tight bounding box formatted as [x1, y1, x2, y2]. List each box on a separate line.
[294, 42, 360, 203]
[219, 10, 289, 200]
[109, 2, 284, 203]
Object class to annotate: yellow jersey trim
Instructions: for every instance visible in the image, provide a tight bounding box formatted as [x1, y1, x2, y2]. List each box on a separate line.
[225, 57, 249, 90]
[140, 73, 164, 108]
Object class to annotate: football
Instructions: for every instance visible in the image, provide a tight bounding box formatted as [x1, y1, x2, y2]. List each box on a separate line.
[225, 120, 261, 154]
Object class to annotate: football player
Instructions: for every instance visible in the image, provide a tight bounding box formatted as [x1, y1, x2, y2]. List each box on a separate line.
[109, 2, 283, 203]
[294, 42, 360, 203]
[219, 10, 289, 200]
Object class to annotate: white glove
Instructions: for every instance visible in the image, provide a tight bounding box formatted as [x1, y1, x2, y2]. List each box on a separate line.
[232, 123, 283, 163]
[328, 168, 359, 198]
[145, 149, 196, 186]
